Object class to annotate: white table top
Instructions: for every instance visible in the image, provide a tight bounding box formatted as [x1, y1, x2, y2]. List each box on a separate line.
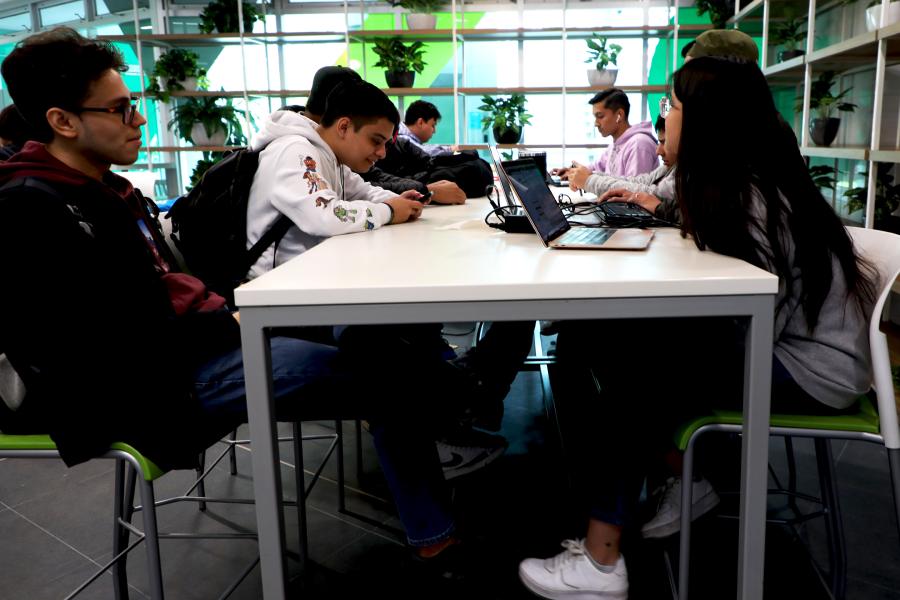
[235, 198, 778, 308]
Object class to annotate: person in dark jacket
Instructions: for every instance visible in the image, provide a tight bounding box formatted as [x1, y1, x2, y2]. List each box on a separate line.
[0, 27, 475, 563]
[0, 104, 36, 160]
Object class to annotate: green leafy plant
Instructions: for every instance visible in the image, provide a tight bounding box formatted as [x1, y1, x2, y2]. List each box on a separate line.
[386, 0, 443, 12]
[146, 49, 208, 102]
[199, 0, 263, 34]
[187, 153, 225, 190]
[479, 93, 532, 139]
[771, 15, 806, 51]
[168, 97, 247, 146]
[585, 35, 622, 71]
[372, 37, 426, 74]
[844, 163, 900, 223]
[694, 0, 735, 28]
[809, 164, 838, 191]
[796, 71, 858, 119]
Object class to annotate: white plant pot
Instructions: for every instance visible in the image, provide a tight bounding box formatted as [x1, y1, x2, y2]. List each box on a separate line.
[587, 68, 618, 87]
[158, 76, 198, 91]
[866, 2, 900, 31]
[405, 13, 437, 30]
[190, 122, 227, 146]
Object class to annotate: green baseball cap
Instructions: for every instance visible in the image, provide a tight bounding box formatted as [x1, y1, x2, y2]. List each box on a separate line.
[684, 29, 759, 62]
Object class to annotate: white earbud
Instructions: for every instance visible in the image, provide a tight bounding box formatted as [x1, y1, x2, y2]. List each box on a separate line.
[616, 114, 622, 124]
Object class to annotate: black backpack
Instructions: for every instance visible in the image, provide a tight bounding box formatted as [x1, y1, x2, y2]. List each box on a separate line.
[166, 148, 291, 307]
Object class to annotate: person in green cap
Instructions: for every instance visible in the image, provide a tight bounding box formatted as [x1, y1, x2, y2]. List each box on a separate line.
[682, 28, 759, 63]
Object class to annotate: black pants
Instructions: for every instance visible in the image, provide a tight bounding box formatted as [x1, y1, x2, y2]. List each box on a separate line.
[550, 317, 828, 528]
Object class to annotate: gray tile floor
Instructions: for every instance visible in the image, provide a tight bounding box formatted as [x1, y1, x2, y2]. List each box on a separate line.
[3, 327, 900, 599]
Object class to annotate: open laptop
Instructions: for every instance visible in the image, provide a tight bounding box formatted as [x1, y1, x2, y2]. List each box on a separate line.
[488, 146, 521, 211]
[499, 159, 654, 250]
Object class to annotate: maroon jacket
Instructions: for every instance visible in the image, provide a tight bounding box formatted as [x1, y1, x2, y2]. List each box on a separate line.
[0, 143, 242, 469]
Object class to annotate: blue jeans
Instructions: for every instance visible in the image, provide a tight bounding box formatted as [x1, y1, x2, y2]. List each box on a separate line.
[192, 336, 455, 547]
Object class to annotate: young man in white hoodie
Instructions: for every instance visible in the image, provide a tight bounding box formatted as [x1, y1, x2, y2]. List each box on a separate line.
[245, 79, 425, 279]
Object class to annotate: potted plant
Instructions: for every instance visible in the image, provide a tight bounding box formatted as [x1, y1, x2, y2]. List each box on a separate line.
[199, 0, 263, 34]
[808, 164, 838, 191]
[169, 97, 247, 146]
[585, 34, 622, 87]
[479, 93, 532, 144]
[694, 0, 736, 29]
[388, 0, 443, 30]
[866, 0, 900, 31]
[372, 37, 426, 88]
[844, 163, 900, 231]
[147, 49, 208, 102]
[797, 71, 857, 147]
[770, 15, 806, 63]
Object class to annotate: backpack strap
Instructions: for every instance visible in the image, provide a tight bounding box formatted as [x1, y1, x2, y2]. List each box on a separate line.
[243, 214, 293, 274]
[0, 177, 94, 238]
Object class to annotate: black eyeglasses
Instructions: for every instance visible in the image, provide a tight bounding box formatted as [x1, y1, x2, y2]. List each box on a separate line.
[76, 98, 141, 125]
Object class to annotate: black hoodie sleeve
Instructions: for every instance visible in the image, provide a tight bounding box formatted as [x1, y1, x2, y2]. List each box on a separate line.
[362, 167, 428, 195]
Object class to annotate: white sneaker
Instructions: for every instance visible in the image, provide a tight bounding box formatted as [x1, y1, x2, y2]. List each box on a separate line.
[436, 428, 508, 480]
[641, 476, 720, 539]
[518, 539, 628, 599]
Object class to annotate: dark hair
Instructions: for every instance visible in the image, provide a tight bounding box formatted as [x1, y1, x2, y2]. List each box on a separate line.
[589, 88, 630, 119]
[654, 114, 666, 133]
[305, 66, 362, 116]
[1, 27, 126, 142]
[0, 105, 36, 147]
[279, 105, 304, 113]
[672, 56, 874, 329]
[404, 100, 441, 125]
[681, 41, 695, 59]
[321, 80, 399, 131]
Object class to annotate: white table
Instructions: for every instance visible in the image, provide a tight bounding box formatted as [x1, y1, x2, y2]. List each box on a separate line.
[235, 198, 778, 599]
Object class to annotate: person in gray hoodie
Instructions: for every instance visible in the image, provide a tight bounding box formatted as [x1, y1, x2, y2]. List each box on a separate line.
[553, 88, 659, 180]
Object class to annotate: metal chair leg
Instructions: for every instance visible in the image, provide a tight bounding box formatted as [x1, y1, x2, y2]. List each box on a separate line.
[887, 448, 900, 544]
[228, 429, 238, 476]
[137, 477, 165, 600]
[354, 419, 364, 484]
[784, 437, 801, 516]
[292, 421, 309, 569]
[196, 451, 207, 512]
[335, 420, 346, 513]
[112, 459, 129, 600]
[814, 438, 847, 600]
[678, 435, 697, 600]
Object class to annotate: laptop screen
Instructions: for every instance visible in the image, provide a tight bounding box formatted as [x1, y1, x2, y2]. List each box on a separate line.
[501, 159, 570, 242]
[489, 146, 517, 209]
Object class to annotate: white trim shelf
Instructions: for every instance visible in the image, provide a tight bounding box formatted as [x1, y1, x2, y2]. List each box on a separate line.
[870, 149, 900, 163]
[729, 0, 765, 25]
[763, 55, 805, 82]
[801, 146, 869, 160]
[807, 31, 879, 71]
[141, 146, 242, 152]
[458, 143, 609, 150]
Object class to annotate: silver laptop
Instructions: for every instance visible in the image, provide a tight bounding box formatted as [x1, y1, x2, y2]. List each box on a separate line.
[499, 159, 654, 250]
[488, 146, 523, 212]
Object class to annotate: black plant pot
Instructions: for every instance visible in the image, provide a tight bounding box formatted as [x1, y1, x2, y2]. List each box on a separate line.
[777, 49, 805, 62]
[385, 71, 415, 88]
[493, 126, 522, 144]
[809, 117, 841, 147]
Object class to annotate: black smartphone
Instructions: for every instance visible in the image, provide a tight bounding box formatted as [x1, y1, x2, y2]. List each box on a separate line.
[419, 190, 434, 202]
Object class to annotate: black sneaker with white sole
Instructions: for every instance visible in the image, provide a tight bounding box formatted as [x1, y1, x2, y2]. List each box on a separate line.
[437, 429, 508, 480]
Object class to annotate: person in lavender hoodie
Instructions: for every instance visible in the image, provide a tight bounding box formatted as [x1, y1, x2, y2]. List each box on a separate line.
[553, 88, 659, 181]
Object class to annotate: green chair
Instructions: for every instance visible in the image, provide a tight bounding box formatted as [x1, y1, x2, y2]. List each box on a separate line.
[0, 435, 168, 599]
[673, 226, 900, 600]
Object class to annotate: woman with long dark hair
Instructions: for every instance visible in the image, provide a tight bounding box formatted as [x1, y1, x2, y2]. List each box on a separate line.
[518, 56, 876, 600]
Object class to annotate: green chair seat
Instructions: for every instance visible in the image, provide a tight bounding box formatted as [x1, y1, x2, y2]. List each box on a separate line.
[0, 432, 165, 481]
[673, 395, 881, 452]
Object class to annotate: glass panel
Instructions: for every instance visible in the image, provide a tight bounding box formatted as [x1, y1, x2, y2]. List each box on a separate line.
[523, 41, 564, 87]
[95, 0, 149, 16]
[0, 12, 31, 35]
[462, 41, 517, 87]
[280, 12, 350, 32]
[39, 0, 86, 27]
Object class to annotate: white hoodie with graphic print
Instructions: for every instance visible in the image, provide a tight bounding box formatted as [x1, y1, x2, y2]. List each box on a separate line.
[245, 109, 396, 280]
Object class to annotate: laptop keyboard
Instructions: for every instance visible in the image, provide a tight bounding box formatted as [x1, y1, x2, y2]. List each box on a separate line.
[556, 227, 614, 245]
